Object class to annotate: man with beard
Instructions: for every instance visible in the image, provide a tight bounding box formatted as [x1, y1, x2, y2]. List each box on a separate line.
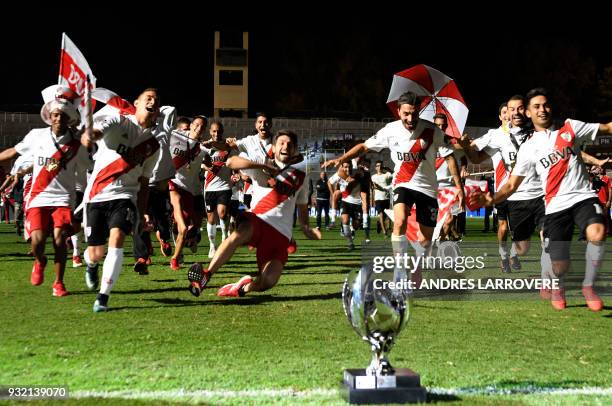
[187, 130, 321, 297]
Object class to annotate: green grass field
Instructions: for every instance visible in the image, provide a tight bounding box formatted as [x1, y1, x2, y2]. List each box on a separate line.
[0, 218, 611, 405]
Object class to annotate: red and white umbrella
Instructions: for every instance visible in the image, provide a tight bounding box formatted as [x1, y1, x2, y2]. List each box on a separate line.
[386, 64, 468, 138]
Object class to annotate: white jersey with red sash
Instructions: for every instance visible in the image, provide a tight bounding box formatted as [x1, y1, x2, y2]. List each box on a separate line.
[202, 146, 231, 192]
[243, 157, 308, 240]
[84, 112, 160, 204]
[235, 134, 273, 162]
[490, 151, 508, 192]
[168, 130, 204, 195]
[365, 119, 453, 198]
[15, 128, 88, 210]
[328, 173, 361, 205]
[473, 125, 542, 200]
[513, 119, 599, 214]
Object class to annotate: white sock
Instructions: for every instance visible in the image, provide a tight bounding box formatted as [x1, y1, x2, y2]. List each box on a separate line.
[71, 234, 80, 256]
[342, 224, 353, 242]
[510, 243, 517, 258]
[99, 247, 124, 296]
[207, 222, 216, 246]
[540, 245, 554, 281]
[584, 242, 604, 287]
[391, 234, 408, 281]
[220, 217, 228, 241]
[84, 249, 97, 267]
[498, 242, 509, 260]
[330, 209, 336, 222]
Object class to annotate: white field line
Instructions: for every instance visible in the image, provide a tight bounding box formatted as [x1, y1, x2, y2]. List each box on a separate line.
[73, 386, 612, 400]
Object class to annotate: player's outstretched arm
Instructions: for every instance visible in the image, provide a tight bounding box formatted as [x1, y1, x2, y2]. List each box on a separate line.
[202, 139, 231, 151]
[598, 121, 612, 135]
[581, 151, 609, 168]
[226, 155, 276, 173]
[0, 147, 18, 163]
[458, 134, 489, 164]
[321, 143, 368, 169]
[446, 154, 465, 209]
[297, 203, 322, 240]
[473, 175, 525, 208]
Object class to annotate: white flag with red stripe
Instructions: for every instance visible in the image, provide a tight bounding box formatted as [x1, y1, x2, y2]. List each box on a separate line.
[58, 33, 95, 102]
[58, 33, 96, 122]
[91, 88, 136, 115]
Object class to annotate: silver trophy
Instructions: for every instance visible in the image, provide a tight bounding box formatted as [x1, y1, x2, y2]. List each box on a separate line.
[342, 263, 426, 404]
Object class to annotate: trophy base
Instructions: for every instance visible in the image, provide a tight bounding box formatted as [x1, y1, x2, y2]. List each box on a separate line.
[343, 368, 427, 404]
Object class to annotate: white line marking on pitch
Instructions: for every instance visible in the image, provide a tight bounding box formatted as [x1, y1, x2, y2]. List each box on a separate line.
[73, 386, 612, 400]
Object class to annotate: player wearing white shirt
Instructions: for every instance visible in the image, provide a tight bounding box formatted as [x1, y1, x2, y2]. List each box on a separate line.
[226, 112, 274, 163]
[201, 120, 233, 258]
[433, 114, 467, 242]
[187, 130, 321, 298]
[0, 95, 87, 297]
[478, 88, 612, 312]
[132, 106, 178, 275]
[167, 116, 207, 270]
[323, 92, 464, 280]
[7, 155, 32, 239]
[240, 174, 253, 208]
[329, 162, 364, 250]
[461, 96, 538, 274]
[228, 170, 242, 233]
[81, 88, 162, 313]
[371, 160, 393, 236]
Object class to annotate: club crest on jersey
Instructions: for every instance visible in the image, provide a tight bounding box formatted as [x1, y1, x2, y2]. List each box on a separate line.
[419, 139, 429, 149]
[560, 132, 573, 142]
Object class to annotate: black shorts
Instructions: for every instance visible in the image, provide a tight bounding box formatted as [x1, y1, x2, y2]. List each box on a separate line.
[86, 199, 137, 246]
[393, 187, 438, 228]
[194, 194, 205, 213]
[341, 201, 363, 223]
[229, 199, 240, 217]
[544, 197, 606, 261]
[375, 199, 390, 214]
[507, 197, 545, 241]
[73, 191, 84, 223]
[205, 190, 232, 213]
[243, 194, 252, 209]
[495, 201, 509, 221]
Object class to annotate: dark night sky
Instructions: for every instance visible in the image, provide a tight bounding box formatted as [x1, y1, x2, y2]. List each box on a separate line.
[1, 14, 610, 128]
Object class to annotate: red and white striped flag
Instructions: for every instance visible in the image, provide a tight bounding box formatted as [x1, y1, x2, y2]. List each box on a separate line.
[58, 33, 96, 101]
[58, 33, 97, 124]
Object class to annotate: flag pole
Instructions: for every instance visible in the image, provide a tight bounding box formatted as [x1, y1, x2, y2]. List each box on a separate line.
[58, 33, 66, 85]
[85, 75, 93, 131]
